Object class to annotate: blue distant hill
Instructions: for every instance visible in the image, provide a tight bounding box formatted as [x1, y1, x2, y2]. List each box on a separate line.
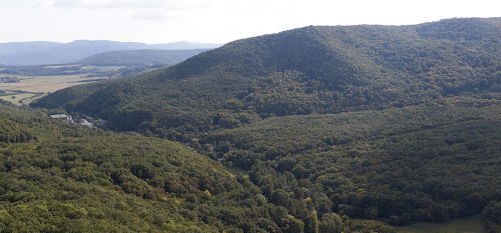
[0, 40, 220, 65]
[77, 49, 209, 66]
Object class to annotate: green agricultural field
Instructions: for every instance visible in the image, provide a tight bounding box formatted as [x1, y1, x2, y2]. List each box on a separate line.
[0, 92, 39, 106]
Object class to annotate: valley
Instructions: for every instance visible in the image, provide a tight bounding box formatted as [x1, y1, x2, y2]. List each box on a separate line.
[1, 17, 501, 233]
[0, 48, 208, 106]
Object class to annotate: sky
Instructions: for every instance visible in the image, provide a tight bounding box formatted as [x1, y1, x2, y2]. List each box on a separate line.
[1, 0, 500, 44]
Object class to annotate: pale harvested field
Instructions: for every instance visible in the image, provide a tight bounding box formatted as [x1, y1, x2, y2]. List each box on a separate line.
[44, 64, 80, 69]
[0, 74, 109, 93]
[0, 73, 109, 105]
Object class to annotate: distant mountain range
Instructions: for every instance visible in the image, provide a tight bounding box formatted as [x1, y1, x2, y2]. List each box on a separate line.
[78, 49, 209, 66]
[0, 40, 220, 65]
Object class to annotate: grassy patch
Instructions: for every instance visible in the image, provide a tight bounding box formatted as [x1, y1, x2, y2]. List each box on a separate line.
[396, 215, 485, 233]
[0, 92, 38, 106]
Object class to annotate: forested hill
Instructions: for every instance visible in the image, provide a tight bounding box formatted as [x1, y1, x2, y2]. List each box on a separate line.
[34, 17, 501, 136]
[77, 49, 208, 66]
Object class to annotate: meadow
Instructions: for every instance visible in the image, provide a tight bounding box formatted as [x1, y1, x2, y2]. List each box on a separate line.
[0, 91, 41, 106]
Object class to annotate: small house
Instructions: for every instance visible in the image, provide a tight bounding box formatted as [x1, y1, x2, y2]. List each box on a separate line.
[49, 114, 72, 121]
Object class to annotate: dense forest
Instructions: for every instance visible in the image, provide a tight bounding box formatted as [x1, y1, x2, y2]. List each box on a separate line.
[201, 103, 501, 226]
[0, 103, 400, 232]
[19, 17, 501, 232]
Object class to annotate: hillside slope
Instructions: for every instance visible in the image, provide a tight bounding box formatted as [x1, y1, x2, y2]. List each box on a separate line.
[34, 17, 501, 136]
[78, 49, 208, 66]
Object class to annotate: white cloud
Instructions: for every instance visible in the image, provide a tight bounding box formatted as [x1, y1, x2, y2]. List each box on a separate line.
[129, 9, 172, 21]
[50, 0, 162, 8]
[0, 0, 44, 8]
[47, 0, 210, 9]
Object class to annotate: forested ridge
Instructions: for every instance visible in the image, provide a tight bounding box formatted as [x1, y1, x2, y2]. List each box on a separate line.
[19, 17, 501, 232]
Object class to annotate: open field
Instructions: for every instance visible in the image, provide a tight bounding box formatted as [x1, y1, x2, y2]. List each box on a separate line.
[0, 64, 124, 106]
[0, 92, 37, 106]
[0, 74, 110, 93]
[0, 90, 47, 106]
[395, 215, 485, 233]
[0, 73, 110, 106]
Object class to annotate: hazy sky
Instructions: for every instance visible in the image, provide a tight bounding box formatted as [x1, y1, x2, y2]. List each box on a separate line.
[1, 0, 500, 44]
